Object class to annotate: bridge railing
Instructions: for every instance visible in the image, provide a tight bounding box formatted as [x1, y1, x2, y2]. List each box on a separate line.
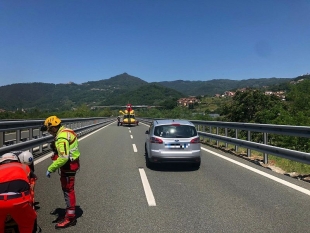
[0, 117, 115, 156]
[137, 118, 310, 165]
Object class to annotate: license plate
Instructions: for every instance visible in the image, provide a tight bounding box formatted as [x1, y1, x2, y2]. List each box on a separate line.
[165, 143, 188, 149]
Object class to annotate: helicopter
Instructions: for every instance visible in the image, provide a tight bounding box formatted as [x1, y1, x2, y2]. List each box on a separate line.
[118, 103, 139, 126]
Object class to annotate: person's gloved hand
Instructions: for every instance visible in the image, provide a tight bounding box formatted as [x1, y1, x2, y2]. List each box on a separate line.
[46, 171, 51, 178]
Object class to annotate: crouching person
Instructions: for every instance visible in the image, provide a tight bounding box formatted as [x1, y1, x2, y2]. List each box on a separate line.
[11, 151, 37, 202]
[0, 153, 37, 233]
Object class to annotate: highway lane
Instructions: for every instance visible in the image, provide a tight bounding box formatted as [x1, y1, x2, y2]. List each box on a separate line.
[32, 121, 310, 233]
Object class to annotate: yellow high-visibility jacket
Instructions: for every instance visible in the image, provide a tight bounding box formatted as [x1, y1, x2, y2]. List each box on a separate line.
[48, 126, 80, 173]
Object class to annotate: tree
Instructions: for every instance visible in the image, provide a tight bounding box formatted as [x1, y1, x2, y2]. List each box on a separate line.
[160, 99, 177, 110]
[221, 89, 285, 123]
[286, 80, 310, 112]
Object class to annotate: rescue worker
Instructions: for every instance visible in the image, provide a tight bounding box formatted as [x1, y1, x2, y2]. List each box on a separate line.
[117, 116, 121, 126]
[40, 116, 80, 229]
[0, 153, 37, 233]
[11, 151, 37, 202]
[6, 151, 41, 233]
[12, 151, 35, 172]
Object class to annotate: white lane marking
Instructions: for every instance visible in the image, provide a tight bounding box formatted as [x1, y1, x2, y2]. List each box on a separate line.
[130, 135, 133, 139]
[129, 130, 131, 133]
[139, 168, 156, 206]
[34, 121, 114, 165]
[133, 144, 137, 152]
[202, 147, 310, 196]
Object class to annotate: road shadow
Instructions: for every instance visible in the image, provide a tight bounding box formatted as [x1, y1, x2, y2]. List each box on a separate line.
[144, 152, 200, 172]
[146, 162, 200, 172]
[50, 206, 84, 223]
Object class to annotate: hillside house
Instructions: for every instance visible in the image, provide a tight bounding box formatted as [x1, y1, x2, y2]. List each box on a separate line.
[265, 91, 286, 100]
[223, 91, 235, 97]
[177, 97, 199, 107]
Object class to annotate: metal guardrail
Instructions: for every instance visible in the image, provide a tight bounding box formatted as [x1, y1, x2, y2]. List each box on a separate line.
[137, 118, 310, 165]
[0, 117, 115, 156]
[3, 117, 310, 165]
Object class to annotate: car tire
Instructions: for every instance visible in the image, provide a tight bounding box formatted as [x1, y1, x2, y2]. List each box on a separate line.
[146, 156, 153, 169]
[191, 162, 200, 169]
[145, 145, 153, 169]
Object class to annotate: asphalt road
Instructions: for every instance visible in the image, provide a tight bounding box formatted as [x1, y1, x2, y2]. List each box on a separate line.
[32, 121, 310, 233]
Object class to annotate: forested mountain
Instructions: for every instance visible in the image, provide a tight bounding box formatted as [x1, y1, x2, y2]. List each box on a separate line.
[104, 83, 184, 106]
[0, 72, 303, 111]
[157, 77, 293, 96]
[82, 72, 147, 90]
[0, 73, 183, 111]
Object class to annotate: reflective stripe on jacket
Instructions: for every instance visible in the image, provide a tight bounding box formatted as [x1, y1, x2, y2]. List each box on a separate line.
[0, 162, 30, 184]
[48, 126, 80, 173]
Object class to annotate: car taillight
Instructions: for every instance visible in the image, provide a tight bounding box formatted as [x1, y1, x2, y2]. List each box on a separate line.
[190, 137, 200, 144]
[150, 137, 163, 144]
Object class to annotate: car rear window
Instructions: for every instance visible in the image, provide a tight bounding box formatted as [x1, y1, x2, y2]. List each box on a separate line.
[154, 125, 197, 138]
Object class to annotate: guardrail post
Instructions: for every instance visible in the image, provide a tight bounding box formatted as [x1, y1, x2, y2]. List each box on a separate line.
[209, 126, 212, 144]
[264, 132, 268, 164]
[0, 132, 4, 148]
[202, 125, 206, 142]
[38, 130, 43, 153]
[225, 128, 228, 148]
[247, 131, 251, 157]
[235, 129, 238, 152]
[29, 128, 33, 140]
[216, 127, 219, 147]
[29, 128, 34, 153]
[16, 129, 21, 144]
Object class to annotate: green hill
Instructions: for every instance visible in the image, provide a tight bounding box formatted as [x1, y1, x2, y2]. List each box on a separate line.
[157, 77, 293, 96]
[0, 72, 303, 111]
[104, 83, 184, 106]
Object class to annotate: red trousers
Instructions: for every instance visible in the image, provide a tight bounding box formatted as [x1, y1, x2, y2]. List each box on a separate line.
[0, 194, 36, 233]
[60, 172, 76, 219]
[59, 158, 79, 219]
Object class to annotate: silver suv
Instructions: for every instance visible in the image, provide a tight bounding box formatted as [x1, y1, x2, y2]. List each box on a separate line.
[145, 119, 201, 169]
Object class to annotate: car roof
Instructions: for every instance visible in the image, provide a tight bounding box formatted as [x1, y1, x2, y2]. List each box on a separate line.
[152, 119, 194, 126]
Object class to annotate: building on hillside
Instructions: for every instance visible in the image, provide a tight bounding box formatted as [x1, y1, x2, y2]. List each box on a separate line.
[264, 91, 273, 95]
[177, 97, 199, 107]
[265, 90, 286, 100]
[223, 91, 235, 97]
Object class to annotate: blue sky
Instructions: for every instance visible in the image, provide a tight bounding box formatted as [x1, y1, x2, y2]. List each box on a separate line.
[0, 0, 309, 87]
